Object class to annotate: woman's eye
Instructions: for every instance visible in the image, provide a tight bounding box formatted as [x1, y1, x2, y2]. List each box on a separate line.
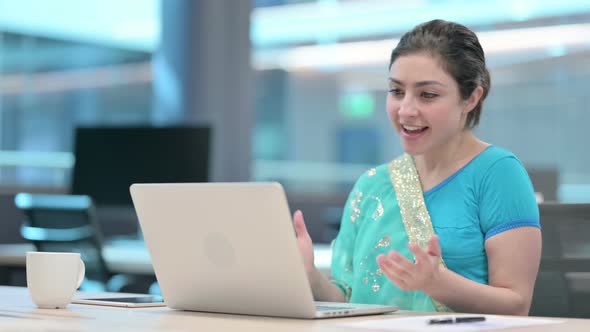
[389, 88, 404, 97]
[421, 92, 438, 99]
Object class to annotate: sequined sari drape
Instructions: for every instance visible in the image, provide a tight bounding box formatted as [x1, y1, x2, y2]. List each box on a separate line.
[331, 154, 451, 311]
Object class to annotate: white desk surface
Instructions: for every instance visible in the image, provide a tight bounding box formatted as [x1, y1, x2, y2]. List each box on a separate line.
[0, 240, 333, 276]
[2, 286, 590, 332]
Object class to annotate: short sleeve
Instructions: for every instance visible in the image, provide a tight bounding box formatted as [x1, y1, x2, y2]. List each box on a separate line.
[330, 174, 366, 301]
[479, 156, 540, 240]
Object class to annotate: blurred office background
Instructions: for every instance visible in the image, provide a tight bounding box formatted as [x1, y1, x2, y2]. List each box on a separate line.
[1, 0, 590, 316]
[1, 0, 590, 242]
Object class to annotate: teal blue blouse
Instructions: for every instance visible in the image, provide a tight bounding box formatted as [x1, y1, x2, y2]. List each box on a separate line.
[331, 146, 540, 311]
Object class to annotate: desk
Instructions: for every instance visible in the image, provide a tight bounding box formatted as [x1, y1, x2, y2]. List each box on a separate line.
[0, 240, 333, 276]
[2, 286, 590, 332]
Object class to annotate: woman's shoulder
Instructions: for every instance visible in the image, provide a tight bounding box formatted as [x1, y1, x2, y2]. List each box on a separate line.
[466, 146, 532, 191]
[480, 145, 516, 158]
[477, 145, 516, 161]
[470, 145, 524, 174]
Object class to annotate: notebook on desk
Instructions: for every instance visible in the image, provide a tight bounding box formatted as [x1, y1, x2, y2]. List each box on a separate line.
[130, 182, 398, 319]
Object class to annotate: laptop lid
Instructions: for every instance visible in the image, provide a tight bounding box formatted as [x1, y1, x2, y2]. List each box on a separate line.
[131, 182, 397, 319]
[131, 182, 319, 318]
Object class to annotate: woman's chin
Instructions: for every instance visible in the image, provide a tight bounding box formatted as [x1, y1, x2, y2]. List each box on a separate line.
[401, 142, 426, 156]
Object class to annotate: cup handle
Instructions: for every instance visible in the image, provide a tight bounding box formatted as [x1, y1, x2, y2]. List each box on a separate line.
[76, 258, 86, 289]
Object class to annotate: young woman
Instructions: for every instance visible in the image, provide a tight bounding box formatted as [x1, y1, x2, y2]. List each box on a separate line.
[294, 19, 542, 315]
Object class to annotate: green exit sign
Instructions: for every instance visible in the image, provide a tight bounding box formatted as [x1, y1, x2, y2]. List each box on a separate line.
[339, 92, 374, 119]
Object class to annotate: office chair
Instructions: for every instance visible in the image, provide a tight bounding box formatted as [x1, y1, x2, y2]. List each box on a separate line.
[530, 203, 590, 318]
[14, 193, 134, 292]
[526, 168, 559, 202]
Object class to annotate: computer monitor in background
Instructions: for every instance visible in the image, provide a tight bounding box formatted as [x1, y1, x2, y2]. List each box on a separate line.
[71, 126, 210, 207]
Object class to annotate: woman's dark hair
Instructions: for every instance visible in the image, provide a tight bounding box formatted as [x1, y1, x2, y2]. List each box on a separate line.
[389, 19, 491, 129]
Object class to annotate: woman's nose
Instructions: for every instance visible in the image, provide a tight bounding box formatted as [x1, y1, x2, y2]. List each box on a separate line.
[398, 96, 418, 117]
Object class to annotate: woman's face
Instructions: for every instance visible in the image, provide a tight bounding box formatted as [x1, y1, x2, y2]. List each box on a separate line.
[386, 53, 470, 156]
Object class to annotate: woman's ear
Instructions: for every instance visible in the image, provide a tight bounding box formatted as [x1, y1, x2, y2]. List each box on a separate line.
[464, 86, 484, 113]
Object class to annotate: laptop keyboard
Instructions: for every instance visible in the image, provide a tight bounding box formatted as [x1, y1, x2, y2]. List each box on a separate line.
[316, 305, 356, 311]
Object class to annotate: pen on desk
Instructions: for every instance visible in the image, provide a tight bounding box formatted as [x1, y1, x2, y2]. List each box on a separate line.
[455, 316, 486, 323]
[428, 316, 486, 325]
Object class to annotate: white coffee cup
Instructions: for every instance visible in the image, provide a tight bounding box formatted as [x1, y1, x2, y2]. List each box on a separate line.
[26, 252, 85, 309]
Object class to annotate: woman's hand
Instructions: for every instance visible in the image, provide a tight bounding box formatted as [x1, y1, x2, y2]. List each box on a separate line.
[293, 210, 347, 302]
[376, 235, 443, 294]
[293, 210, 316, 275]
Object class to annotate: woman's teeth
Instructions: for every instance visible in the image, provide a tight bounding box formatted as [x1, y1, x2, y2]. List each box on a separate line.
[402, 125, 427, 133]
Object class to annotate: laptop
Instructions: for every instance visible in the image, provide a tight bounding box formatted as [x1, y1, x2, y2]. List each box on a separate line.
[130, 182, 398, 319]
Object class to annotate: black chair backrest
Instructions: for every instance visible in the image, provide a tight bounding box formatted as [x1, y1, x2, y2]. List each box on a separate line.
[14, 193, 110, 283]
[531, 203, 590, 318]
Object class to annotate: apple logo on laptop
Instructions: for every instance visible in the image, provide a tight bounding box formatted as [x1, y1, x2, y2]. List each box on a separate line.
[203, 232, 236, 268]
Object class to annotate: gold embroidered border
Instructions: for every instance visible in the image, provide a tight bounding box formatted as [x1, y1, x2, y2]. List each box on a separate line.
[389, 154, 452, 312]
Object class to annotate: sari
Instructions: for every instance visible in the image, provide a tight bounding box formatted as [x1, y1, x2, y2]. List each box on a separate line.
[330, 146, 540, 311]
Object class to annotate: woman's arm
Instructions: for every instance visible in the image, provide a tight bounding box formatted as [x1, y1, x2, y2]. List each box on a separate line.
[308, 267, 346, 302]
[377, 227, 542, 315]
[427, 227, 541, 315]
[293, 210, 346, 302]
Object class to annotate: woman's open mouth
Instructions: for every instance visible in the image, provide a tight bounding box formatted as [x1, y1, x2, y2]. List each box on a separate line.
[401, 124, 429, 140]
